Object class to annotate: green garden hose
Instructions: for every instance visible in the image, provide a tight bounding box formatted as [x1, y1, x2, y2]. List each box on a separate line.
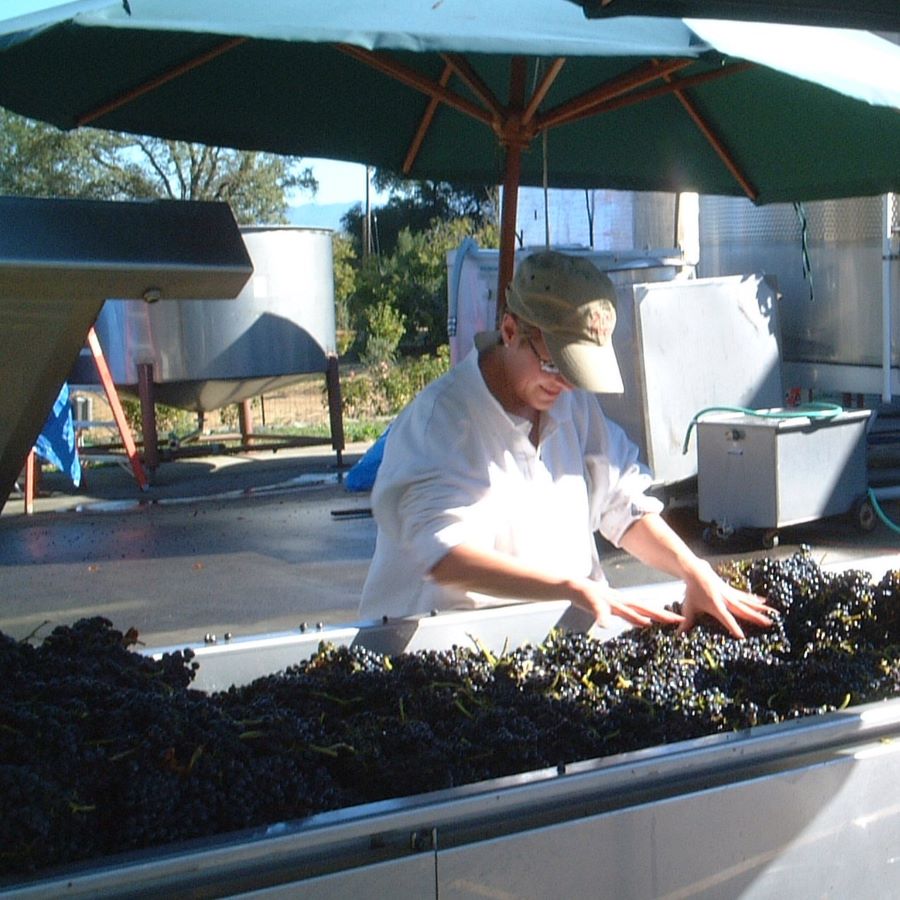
[867, 487, 900, 535]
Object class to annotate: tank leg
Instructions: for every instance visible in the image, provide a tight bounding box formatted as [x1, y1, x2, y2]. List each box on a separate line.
[23, 449, 38, 515]
[137, 363, 159, 472]
[88, 327, 148, 488]
[239, 400, 253, 449]
[325, 354, 346, 468]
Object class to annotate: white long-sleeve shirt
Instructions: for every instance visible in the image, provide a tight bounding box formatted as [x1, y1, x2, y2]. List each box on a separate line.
[358, 345, 662, 620]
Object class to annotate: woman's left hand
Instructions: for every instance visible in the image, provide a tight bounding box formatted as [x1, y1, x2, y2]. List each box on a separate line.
[679, 560, 775, 639]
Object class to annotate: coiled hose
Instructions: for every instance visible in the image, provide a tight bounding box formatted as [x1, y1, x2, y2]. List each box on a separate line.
[867, 488, 900, 535]
[681, 402, 844, 455]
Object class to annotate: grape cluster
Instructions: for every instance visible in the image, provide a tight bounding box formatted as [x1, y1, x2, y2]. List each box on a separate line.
[3, 550, 900, 882]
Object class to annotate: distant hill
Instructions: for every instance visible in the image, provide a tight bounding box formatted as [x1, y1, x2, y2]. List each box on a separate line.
[287, 202, 355, 232]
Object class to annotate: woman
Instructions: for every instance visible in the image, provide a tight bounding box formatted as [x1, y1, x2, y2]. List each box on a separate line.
[359, 251, 772, 638]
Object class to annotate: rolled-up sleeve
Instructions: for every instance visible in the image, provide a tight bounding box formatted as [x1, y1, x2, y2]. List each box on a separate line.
[371, 400, 496, 578]
[583, 405, 663, 547]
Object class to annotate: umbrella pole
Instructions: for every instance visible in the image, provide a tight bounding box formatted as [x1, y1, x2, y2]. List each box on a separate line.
[498, 144, 521, 325]
[496, 57, 530, 325]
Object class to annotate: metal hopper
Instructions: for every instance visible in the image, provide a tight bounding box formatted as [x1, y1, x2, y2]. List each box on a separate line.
[0, 195, 253, 512]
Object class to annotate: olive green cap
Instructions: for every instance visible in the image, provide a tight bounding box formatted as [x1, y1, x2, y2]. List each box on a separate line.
[506, 251, 624, 393]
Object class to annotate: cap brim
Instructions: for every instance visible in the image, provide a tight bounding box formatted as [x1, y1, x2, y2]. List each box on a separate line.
[545, 335, 625, 394]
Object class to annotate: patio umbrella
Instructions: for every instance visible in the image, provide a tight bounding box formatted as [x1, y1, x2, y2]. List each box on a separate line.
[0, 0, 898, 302]
[573, 1, 900, 31]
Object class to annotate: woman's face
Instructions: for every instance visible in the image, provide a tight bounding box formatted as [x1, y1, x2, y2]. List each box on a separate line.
[500, 313, 574, 412]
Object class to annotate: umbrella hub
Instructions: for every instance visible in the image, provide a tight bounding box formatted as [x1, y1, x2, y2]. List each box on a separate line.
[495, 112, 536, 151]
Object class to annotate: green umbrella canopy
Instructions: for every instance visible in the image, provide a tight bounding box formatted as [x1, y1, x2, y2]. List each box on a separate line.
[575, 1, 900, 31]
[1, 0, 899, 292]
[1, 0, 897, 200]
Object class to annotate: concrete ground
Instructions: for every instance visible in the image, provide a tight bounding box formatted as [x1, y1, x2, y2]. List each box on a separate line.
[2, 441, 900, 650]
[0, 443, 375, 648]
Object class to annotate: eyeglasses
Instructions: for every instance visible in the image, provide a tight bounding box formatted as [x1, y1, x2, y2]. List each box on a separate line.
[524, 335, 560, 375]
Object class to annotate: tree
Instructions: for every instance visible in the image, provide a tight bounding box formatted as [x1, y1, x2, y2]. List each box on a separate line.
[0, 109, 134, 200]
[371, 170, 497, 220]
[0, 109, 317, 223]
[119, 138, 317, 224]
[341, 169, 499, 257]
[335, 168, 500, 359]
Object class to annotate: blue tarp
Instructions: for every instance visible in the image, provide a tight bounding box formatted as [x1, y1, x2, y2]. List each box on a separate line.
[345, 426, 391, 493]
[34, 382, 82, 488]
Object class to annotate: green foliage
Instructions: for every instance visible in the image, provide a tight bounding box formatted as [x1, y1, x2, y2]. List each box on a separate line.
[348, 216, 499, 358]
[217, 404, 239, 431]
[342, 347, 450, 420]
[119, 397, 196, 442]
[124, 139, 317, 224]
[0, 112, 136, 200]
[361, 300, 406, 367]
[270, 419, 388, 443]
[342, 173, 499, 255]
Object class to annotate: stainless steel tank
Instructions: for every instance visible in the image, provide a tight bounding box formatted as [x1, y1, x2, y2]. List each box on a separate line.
[516, 187, 680, 250]
[76, 226, 336, 412]
[698, 194, 900, 383]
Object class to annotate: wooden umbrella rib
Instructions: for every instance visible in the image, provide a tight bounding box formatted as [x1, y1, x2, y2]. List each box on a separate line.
[523, 57, 566, 125]
[75, 37, 247, 127]
[403, 63, 454, 175]
[537, 58, 692, 131]
[532, 57, 758, 200]
[669, 80, 758, 201]
[336, 44, 494, 127]
[440, 52, 506, 121]
[544, 60, 755, 125]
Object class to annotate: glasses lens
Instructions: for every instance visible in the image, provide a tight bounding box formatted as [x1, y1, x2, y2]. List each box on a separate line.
[527, 337, 559, 374]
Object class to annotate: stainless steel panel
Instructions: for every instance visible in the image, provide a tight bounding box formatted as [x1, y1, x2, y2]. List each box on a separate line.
[697, 409, 870, 531]
[602, 274, 784, 486]
[516, 188, 678, 249]
[0, 195, 252, 301]
[234, 854, 436, 898]
[782, 359, 900, 396]
[437, 730, 900, 899]
[699, 194, 900, 370]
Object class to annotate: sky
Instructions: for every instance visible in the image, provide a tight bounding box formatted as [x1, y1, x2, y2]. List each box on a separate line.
[1, 0, 380, 212]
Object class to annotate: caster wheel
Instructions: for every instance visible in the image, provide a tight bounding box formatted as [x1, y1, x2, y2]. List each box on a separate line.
[856, 499, 877, 532]
[702, 523, 733, 545]
[762, 529, 779, 549]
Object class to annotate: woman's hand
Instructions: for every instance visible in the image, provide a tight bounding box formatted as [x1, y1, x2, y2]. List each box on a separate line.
[617, 513, 776, 640]
[678, 560, 775, 639]
[567, 578, 685, 629]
